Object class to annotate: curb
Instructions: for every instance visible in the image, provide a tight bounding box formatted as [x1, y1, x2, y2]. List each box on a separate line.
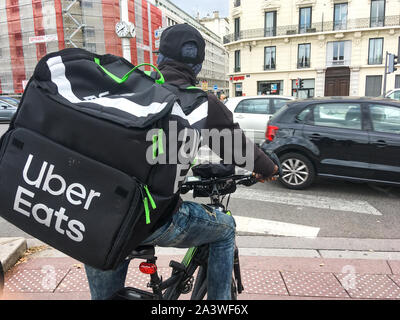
[0, 238, 27, 272]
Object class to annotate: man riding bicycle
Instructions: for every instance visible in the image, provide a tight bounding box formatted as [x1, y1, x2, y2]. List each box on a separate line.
[85, 23, 278, 300]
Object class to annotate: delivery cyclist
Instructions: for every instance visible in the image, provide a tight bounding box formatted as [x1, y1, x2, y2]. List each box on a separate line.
[85, 23, 278, 300]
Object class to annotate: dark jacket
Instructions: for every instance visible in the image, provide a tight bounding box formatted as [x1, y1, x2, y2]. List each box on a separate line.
[158, 60, 276, 177]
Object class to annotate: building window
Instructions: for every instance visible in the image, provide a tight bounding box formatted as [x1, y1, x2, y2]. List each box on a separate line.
[370, 0, 385, 27]
[235, 83, 243, 97]
[292, 79, 315, 99]
[86, 43, 97, 53]
[368, 38, 383, 65]
[334, 3, 348, 30]
[299, 7, 312, 34]
[333, 41, 345, 62]
[234, 50, 241, 72]
[234, 0, 241, 7]
[365, 75, 382, 96]
[398, 36, 400, 58]
[395, 75, 400, 89]
[298, 43, 311, 68]
[265, 11, 276, 37]
[81, 0, 93, 8]
[16, 46, 23, 57]
[84, 26, 95, 38]
[264, 46, 276, 70]
[234, 17, 240, 41]
[257, 81, 283, 95]
[326, 41, 351, 66]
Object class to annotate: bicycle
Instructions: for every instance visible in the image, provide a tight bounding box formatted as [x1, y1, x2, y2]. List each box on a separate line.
[109, 163, 261, 300]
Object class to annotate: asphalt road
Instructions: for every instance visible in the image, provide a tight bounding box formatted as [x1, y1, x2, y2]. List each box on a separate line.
[0, 123, 399, 242]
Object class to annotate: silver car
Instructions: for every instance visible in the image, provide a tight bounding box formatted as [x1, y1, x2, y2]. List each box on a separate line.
[386, 89, 400, 101]
[225, 95, 294, 145]
[0, 98, 18, 122]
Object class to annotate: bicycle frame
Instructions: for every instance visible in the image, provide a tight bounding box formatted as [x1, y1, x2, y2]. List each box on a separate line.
[111, 173, 254, 301]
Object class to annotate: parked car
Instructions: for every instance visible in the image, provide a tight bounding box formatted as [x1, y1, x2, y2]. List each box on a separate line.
[225, 95, 294, 145]
[261, 97, 400, 189]
[0, 98, 17, 122]
[385, 89, 400, 101]
[0, 96, 20, 108]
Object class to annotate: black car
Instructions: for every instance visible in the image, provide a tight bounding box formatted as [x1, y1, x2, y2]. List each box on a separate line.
[261, 97, 400, 189]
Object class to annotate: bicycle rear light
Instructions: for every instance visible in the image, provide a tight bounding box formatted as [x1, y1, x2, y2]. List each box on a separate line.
[266, 125, 279, 141]
[139, 262, 157, 275]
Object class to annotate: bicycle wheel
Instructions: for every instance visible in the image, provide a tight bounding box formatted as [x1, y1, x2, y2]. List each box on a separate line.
[231, 276, 238, 300]
[191, 265, 207, 300]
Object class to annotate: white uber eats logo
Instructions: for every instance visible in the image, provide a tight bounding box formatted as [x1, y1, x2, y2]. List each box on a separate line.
[13, 154, 101, 242]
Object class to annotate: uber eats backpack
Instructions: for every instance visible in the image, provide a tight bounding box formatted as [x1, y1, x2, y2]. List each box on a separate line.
[0, 48, 208, 270]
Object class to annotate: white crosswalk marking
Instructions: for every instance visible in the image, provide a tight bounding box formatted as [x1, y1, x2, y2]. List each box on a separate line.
[231, 188, 382, 216]
[234, 216, 320, 238]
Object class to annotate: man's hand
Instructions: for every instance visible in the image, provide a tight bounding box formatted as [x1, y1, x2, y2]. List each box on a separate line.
[255, 165, 279, 182]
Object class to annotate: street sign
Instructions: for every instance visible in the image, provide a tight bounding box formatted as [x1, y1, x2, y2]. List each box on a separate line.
[29, 34, 58, 44]
[213, 85, 218, 91]
[154, 27, 166, 38]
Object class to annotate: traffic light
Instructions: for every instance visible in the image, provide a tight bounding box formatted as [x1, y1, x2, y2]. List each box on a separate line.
[388, 54, 398, 73]
[296, 78, 304, 88]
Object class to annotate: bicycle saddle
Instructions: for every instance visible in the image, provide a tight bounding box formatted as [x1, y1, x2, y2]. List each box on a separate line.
[128, 245, 156, 260]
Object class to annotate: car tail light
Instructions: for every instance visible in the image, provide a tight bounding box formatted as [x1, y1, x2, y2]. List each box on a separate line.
[139, 262, 157, 275]
[266, 125, 279, 142]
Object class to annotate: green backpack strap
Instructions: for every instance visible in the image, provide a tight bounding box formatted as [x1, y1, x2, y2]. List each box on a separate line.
[94, 58, 165, 85]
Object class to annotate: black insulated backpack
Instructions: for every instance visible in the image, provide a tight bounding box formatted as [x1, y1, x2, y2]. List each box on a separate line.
[0, 48, 206, 270]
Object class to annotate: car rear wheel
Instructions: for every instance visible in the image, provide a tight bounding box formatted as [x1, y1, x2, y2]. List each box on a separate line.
[278, 153, 315, 190]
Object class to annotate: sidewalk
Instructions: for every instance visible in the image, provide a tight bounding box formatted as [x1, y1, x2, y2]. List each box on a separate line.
[2, 240, 400, 300]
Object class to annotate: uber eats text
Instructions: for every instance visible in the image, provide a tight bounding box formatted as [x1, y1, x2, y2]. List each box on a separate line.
[13, 154, 101, 242]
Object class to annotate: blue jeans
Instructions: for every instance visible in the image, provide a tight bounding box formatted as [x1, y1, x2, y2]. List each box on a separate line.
[85, 201, 236, 300]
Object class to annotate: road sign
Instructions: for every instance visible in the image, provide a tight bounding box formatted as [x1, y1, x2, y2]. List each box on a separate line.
[154, 27, 166, 39]
[213, 85, 218, 91]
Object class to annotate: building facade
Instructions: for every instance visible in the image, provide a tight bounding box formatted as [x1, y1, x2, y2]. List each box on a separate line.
[154, 0, 229, 95]
[199, 11, 230, 43]
[224, 0, 400, 98]
[0, 0, 163, 94]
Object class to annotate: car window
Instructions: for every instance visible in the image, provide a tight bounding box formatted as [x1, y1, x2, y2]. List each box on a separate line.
[296, 107, 312, 122]
[0, 102, 11, 109]
[369, 104, 400, 134]
[0, 98, 19, 107]
[273, 99, 289, 112]
[235, 99, 271, 114]
[387, 91, 400, 101]
[310, 103, 362, 130]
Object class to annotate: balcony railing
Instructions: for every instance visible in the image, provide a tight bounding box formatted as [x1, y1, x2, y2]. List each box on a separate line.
[223, 15, 400, 44]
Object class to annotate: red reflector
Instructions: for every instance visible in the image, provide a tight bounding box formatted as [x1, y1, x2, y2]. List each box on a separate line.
[139, 262, 157, 274]
[266, 125, 279, 141]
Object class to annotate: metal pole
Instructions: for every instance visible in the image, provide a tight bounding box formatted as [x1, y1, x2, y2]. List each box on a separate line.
[383, 51, 388, 96]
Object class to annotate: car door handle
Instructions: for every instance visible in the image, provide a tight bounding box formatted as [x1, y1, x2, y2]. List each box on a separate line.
[309, 133, 322, 140]
[236, 115, 245, 119]
[373, 140, 387, 148]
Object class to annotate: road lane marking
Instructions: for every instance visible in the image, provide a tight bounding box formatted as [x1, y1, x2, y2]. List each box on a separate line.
[234, 215, 320, 238]
[231, 188, 383, 216]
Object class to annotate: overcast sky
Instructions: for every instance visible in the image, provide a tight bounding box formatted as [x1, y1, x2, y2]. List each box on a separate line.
[169, 0, 229, 18]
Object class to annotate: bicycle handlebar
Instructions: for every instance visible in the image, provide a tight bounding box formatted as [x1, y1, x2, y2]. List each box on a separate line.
[180, 173, 257, 197]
